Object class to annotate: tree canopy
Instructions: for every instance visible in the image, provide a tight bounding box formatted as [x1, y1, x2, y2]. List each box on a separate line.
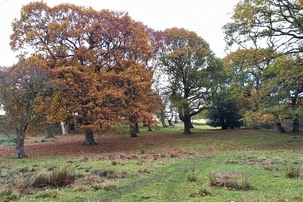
[0, 58, 51, 158]
[224, 0, 303, 132]
[154, 27, 224, 134]
[10, 2, 161, 146]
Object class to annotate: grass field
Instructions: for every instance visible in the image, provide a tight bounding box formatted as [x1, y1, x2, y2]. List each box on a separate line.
[0, 123, 303, 201]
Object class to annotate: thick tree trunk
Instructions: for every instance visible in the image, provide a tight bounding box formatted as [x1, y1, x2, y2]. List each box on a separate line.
[275, 122, 286, 133]
[61, 121, 68, 135]
[183, 115, 192, 134]
[129, 124, 138, 137]
[44, 124, 54, 138]
[135, 123, 140, 133]
[83, 129, 97, 145]
[160, 112, 168, 128]
[69, 122, 75, 130]
[16, 122, 28, 158]
[221, 125, 228, 130]
[220, 117, 227, 130]
[292, 118, 300, 133]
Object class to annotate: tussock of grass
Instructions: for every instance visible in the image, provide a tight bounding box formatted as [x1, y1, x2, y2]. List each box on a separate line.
[31, 173, 49, 188]
[111, 161, 125, 166]
[189, 187, 213, 198]
[0, 187, 19, 202]
[91, 169, 128, 179]
[209, 172, 252, 190]
[49, 168, 75, 187]
[103, 183, 118, 191]
[286, 165, 301, 179]
[187, 169, 198, 182]
[32, 168, 75, 188]
[91, 169, 114, 178]
[138, 168, 153, 174]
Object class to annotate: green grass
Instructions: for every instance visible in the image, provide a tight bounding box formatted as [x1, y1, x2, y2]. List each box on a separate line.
[6, 151, 301, 202]
[0, 137, 11, 143]
[1, 126, 303, 201]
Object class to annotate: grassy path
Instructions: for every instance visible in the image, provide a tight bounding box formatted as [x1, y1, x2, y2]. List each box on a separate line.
[93, 158, 199, 202]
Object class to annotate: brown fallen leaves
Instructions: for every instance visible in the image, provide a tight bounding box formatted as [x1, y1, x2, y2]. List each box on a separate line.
[0, 132, 195, 159]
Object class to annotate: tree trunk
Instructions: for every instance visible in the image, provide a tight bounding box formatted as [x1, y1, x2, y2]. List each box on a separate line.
[183, 115, 192, 134]
[69, 122, 75, 130]
[189, 119, 194, 128]
[44, 124, 54, 138]
[221, 125, 228, 130]
[61, 121, 68, 135]
[174, 115, 178, 124]
[220, 116, 227, 130]
[83, 129, 97, 145]
[135, 123, 140, 133]
[160, 111, 168, 127]
[275, 122, 286, 133]
[292, 118, 300, 133]
[130, 124, 138, 137]
[147, 122, 153, 131]
[16, 122, 28, 158]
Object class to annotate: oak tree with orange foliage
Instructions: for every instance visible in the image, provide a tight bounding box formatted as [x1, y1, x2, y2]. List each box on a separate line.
[11, 2, 161, 145]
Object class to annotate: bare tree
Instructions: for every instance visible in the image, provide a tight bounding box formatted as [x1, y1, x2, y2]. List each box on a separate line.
[0, 58, 50, 158]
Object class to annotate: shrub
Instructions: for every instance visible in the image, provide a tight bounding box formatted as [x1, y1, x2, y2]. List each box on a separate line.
[206, 90, 244, 130]
[209, 172, 252, 190]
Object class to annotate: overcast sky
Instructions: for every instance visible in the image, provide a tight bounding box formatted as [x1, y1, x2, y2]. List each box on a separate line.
[0, 0, 239, 66]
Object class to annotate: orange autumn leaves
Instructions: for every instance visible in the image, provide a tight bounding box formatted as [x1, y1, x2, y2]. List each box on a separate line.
[11, 2, 162, 131]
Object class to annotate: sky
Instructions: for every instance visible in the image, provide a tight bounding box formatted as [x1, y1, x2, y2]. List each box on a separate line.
[0, 0, 239, 66]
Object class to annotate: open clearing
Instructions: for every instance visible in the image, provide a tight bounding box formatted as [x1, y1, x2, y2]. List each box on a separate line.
[1, 125, 303, 201]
